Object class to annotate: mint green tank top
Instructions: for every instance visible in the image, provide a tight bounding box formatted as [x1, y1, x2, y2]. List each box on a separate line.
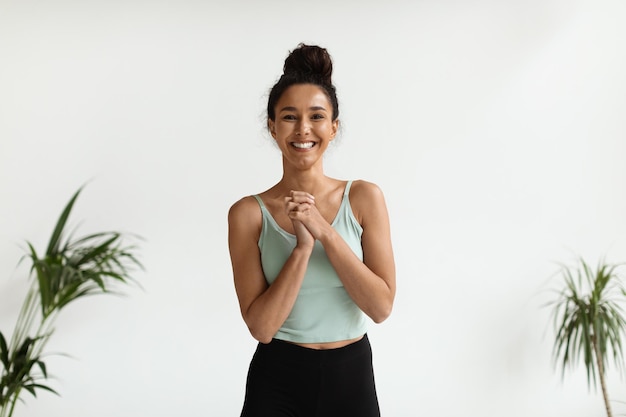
[253, 180, 367, 343]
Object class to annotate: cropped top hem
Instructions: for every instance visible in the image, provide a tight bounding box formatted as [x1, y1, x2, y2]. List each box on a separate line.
[273, 331, 367, 344]
[253, 180, 368, 344]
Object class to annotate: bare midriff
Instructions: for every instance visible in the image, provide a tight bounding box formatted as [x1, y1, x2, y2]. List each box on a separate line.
[288, 335, 364, 350]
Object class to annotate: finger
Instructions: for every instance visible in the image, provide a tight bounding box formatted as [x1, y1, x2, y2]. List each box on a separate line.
[291, 195, 315, 205]
[288, 204, 312, 219]
[285, 201, 299, 214]
[293, 202, 311, 212]
[286, 201, 311, 215]
[290, 190, 315, 203]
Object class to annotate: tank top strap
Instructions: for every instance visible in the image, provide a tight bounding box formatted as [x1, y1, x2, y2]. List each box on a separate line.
[343, 180, 354, 197]
[252, 194, 266, 209]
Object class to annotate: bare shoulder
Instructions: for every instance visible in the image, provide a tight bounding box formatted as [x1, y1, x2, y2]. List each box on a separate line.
[348, 180, 389, 225]
[349, 179, 387, 207]
[228, 195, 262, 232]
[349, 180, 385, 199]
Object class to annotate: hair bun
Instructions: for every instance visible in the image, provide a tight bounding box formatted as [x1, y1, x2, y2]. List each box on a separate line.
[267, 43, 340, 121]
[283, 43, 333, 85]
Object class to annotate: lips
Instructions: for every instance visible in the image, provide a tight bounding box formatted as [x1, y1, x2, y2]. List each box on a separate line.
[291, 142, 315, 149]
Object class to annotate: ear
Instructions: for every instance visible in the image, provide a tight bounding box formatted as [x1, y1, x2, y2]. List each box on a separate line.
[330, 119, 339, 140]
[268, 119, 277, 139]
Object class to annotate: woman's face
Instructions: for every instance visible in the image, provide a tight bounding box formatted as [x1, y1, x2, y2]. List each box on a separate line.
[268, 84, 338, 170]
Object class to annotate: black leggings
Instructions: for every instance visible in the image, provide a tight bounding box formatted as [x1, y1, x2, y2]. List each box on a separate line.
[240, 334, 380, 417]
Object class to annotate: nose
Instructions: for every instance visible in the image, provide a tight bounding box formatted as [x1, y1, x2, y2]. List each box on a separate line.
[295, 119, 311, 136]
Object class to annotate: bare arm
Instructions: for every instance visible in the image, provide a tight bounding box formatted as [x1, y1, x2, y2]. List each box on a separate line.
[228, 196, 314, 343]
[288, 182, 396, 323]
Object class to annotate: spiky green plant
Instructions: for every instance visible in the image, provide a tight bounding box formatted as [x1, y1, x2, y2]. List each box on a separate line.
[548, 257, 626, 417]
[0, 188, 142, 417]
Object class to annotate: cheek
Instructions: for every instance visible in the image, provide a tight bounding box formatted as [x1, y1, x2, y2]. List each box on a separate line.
[321, 125, 335, 137]
[275, 126, 290, 137]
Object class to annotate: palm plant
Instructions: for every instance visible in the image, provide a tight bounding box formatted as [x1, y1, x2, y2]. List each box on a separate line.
[0, 188, 142, 417]
[548, 257, 626, 417]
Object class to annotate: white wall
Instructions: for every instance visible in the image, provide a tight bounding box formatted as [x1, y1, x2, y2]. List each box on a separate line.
[1, 0, 625, 416]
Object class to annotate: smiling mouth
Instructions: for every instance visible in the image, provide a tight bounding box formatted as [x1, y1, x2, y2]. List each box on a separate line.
[291, 142, 315, 149]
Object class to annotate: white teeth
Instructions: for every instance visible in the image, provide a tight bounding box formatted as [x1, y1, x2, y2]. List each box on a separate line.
[292, 142, 315, 149]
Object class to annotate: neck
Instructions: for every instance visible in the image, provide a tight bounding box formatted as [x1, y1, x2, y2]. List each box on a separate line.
[279, 160, 328, 194]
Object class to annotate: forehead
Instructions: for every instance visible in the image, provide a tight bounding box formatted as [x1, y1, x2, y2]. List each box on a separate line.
[277, 84, 331, 109]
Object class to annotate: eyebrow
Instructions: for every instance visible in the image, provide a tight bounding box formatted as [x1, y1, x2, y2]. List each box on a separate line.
[279, 106, 328, 112]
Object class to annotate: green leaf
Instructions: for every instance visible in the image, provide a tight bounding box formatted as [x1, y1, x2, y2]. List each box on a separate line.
[73, 234, 120, 266]
[23, 382, 59, 397]
[0, 331, 9, 368]
[45, 187, 82, 256]
[36, 360, 48, 379]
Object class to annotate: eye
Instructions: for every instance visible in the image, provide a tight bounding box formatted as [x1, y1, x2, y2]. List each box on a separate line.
[282, 114, 297, 121]
[311, 113, 325, 120]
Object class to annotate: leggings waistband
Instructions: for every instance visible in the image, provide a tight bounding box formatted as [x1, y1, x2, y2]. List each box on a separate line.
[257, 334, 370, 364]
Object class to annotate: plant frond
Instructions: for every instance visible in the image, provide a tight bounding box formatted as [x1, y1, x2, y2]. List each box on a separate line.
[548, 256, 626, 392]
[45, 187, 82, 256]
[1, 185, 143, 416]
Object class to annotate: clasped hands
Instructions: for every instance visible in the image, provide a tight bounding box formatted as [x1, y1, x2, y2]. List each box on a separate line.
[284, 190, 329, 246]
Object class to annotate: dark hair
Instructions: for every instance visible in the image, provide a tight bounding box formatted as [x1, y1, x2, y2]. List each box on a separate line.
[267, 43, 339, 122]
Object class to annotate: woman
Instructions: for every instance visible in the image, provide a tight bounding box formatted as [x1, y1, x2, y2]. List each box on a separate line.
[228, 43, 396, 417]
